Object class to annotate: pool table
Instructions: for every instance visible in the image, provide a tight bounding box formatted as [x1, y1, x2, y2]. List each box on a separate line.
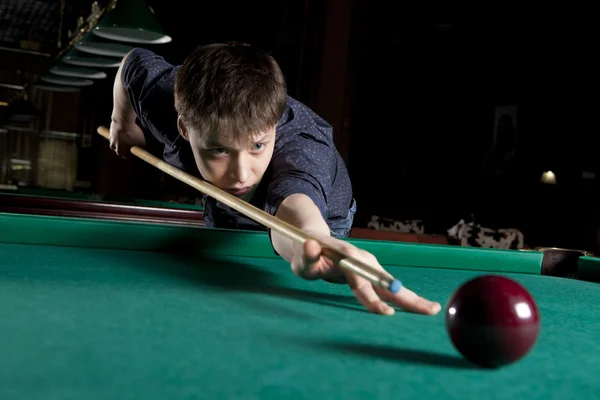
[1, 210, 600, 399]
[0, 190, 205, 226]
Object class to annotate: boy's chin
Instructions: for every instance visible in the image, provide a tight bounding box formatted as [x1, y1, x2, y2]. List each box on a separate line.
[238, 189, 255, 201]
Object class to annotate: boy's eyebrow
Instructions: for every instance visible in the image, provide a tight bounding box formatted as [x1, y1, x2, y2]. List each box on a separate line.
[203, 132, 273, 148]
[252, 134, 272, 144]
[203, 139, 227, 148]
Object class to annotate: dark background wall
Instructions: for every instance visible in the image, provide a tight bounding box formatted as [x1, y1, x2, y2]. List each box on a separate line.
[0, 0, 597, 251]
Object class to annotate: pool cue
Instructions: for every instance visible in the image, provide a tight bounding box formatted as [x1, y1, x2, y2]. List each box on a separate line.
[97, 126, 402, 294]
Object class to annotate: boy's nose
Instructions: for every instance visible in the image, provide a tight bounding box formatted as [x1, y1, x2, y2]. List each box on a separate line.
[231, 156, 250, 184]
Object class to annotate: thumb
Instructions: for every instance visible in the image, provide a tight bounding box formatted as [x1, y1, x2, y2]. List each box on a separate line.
[291, 239, 324, 280]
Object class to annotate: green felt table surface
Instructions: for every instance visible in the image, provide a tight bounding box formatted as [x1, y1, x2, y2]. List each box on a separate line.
[1, 212, 600, 399]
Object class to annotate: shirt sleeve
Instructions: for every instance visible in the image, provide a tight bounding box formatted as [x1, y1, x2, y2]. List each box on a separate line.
[264, 132, 336, 221]
[119, 48, 178, 147]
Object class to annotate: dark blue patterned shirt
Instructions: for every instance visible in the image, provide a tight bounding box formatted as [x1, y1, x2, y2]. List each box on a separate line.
[121, 48, 354, 235]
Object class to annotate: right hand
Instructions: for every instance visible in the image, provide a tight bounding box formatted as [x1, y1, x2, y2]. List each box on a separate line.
[109, 119, 146, 158]
[292, 236, 442, 316]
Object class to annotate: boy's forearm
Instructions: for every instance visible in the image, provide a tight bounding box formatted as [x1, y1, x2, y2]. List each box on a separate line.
[272, 193, 330, 263]
[112, 52, 137, 124]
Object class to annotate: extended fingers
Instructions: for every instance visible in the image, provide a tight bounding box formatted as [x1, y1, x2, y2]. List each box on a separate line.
[291, 238, 440, 316]
[346, 249, 440, 316]
[338, 248, 393, 315]
[349, 277, 395, 315]
[378, 285, 441, 315]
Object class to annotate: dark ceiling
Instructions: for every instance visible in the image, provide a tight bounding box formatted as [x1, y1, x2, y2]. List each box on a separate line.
[0, 0, 308, 89]
[0, 0, 306, 60]
[0, 0, 61, 52]
[0, 0, 311, 126]
[0, 0, 596, 103]
[0, 0, 112, 55]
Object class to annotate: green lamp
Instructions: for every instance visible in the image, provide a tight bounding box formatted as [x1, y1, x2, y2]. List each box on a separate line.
[33, 84, 82, 93]
[40, 75, 94, 87]
[62, 47, 121, 68]
[74, 32, 134, 58]
[50, 61, 107, 80]
[92, 0, 172, 44]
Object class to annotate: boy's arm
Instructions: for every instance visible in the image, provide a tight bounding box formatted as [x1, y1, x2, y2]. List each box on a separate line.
[109, 51, 146, 157]
[271, 193, 441, 316]
[111, 52, 137, 125]
[271, 193, 330, 257]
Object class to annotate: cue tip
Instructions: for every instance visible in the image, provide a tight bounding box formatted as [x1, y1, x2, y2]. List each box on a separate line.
[389, 279, 402, 294]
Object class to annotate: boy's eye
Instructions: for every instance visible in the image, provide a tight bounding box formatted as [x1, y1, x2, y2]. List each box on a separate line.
[210, 148, 227, 155]
[253, 143, 265, 151]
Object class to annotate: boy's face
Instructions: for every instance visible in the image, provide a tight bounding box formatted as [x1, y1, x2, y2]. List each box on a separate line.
[178, 117, 276, 201]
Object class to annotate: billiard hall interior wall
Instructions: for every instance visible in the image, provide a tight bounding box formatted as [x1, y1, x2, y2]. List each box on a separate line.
[0, 1, 598, 254]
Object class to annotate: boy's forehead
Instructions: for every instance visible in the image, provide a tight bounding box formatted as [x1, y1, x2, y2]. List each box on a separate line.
[198, 126, 276, 147]
[200, 131, 236, 146]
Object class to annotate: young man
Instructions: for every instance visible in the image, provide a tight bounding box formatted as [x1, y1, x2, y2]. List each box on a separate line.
[109, 42, 441, 316]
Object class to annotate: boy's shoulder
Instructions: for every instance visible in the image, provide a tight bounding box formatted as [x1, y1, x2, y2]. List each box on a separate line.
[120, 48, 182, 149]
[274, 95, 335, 150]
[123, 47, 171, 70]
[121, 48, 178, 88]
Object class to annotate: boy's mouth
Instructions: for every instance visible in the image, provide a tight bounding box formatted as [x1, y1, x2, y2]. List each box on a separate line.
[224, 186, 251, 196]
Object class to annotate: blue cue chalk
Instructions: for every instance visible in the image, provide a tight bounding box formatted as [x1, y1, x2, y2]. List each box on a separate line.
[390, 279, 402, 294]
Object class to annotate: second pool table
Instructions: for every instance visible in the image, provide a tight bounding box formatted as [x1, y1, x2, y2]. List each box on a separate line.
[1, 211, 599, 399]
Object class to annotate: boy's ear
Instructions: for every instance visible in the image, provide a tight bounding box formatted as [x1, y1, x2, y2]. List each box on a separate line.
[177, 115, 189, 141]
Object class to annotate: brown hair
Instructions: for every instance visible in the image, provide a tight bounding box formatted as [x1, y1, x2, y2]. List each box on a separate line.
[174, 42, 287, 141]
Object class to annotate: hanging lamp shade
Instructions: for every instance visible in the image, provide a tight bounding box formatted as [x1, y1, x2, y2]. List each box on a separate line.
[33, 84, 82, 93]
[92, 0, 172, 44]
[75, 32, 134, 58]
[40, 75, 94, 87]
[62, 47, 121, 68]
[50, 63, 107, 80]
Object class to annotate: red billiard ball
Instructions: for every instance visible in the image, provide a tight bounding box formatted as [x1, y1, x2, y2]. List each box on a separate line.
[445, 275, 540, 368]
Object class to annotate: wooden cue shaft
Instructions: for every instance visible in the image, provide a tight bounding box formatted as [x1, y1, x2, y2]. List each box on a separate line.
[97, 126, 401, 293]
